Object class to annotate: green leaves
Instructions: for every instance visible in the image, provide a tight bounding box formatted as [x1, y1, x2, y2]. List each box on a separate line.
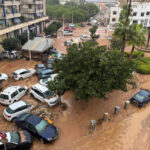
[1, 37, 19, 51]
[48, 41, 134, 101]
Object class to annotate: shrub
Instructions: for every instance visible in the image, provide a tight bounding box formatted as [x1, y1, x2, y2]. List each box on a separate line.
[124, 51, 144, 59]
[135, 57, 150, 74]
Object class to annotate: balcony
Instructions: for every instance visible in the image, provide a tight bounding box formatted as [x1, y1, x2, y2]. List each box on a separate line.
[5, 12, 21, 19]
[22, 8, 35, 13]
[0, 12, 4, 19]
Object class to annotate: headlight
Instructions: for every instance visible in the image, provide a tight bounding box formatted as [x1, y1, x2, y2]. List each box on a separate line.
[47, 137, 52, 141]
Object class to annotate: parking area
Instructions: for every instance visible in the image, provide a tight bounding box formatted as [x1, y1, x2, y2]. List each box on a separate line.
[1, 25, 150, 150]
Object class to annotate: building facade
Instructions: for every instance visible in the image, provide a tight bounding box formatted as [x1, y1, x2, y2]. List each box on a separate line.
[0, 0, 48, 40]
[109, 2, 150, 28]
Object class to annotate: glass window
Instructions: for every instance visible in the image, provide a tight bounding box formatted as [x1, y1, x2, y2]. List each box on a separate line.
[6, 107, 14, 114]
[10, 132, 20, 144]
[113, 11, 117, 15]
[0, 94, 9, 100]
[20, 113, 30, 121]
[35, 120, 48, 133]
[112, 18, 116, 22]
[43, 90, 54, 98]
[141, 12, 144, 16]
[133, 12, 137, 16]
[19, 88, 24, 92]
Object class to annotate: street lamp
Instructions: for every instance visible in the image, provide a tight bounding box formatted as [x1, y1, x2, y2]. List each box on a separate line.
[27, 29, 31, 61]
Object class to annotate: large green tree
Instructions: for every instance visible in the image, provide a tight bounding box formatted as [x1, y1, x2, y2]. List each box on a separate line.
[48, 41, 134, 101]
[89, 25, 99, 41]
[127, 24, 146, 59]
[1, 37, 19, 52]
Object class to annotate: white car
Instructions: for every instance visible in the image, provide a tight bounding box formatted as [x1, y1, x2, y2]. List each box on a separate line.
[3, 100, 34, 121]
[12, 68, 35, 80]
[30, 83, 60, 106]
[80, 35, 88, 41]
[0, 73, 8, 81]
[63, 31, 72, 36]
[69, 23, 75, 28]
[40, 74, 58, 87]
[0, 86, 28, 105]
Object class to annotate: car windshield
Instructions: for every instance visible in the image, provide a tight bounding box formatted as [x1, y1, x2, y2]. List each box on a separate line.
[6, 107, 14, 114]
[0, 94, 9, 100]
[43, 90, 54, 98]
[134, 93, 146, 101]
[20, 113, 30, 121]
[10, 132, 20, 144]
[42, 78, 49, 83]
[35, 120, 49, 133]
[37, 64, 45, 68]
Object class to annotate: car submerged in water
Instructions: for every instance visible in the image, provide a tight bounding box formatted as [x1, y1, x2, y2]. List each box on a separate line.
[130, 90, 150, 107]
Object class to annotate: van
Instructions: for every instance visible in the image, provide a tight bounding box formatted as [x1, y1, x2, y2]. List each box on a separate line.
[38, 69, 53, 79]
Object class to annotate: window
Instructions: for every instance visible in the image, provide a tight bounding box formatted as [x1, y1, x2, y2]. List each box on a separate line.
[133, 20, 138, 24]
[29, 4, 32, 9]
[0, 94, 9, 100]
[113, 11, 117, 15]
[146, 12, 150, 15]
[141, 12, 144, 17]
[133, 12, 137, 16]
[11, 90, 18, 98]
[112, 18, 116, 22]
[19, 88, 25, 92]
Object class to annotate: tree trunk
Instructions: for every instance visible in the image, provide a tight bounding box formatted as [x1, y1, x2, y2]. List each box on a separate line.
[146, 27, 150, 48]
[121, 0, 132, 61]
[129, 45, 135, 60]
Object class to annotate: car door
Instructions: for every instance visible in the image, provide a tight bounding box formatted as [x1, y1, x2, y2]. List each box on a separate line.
[32, 88, 44, 102]
[18, 88, 26, 98]
[14, 105, 29, 118]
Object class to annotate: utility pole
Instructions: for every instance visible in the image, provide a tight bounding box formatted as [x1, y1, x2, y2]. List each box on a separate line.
[27, 29, 31, 61]
[63, 14, 64, 37]
[72, 11, 73, 24]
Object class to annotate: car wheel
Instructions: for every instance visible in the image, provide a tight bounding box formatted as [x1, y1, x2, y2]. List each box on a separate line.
[11, 117, 17, 122]
[40, 138, 45, 144]
[19, 77, 23, 80]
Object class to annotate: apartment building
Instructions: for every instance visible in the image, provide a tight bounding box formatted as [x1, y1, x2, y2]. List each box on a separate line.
[109, 2, 150, 28]
[0, 0, 48, 40]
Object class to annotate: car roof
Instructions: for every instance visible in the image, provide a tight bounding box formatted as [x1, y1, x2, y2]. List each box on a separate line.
[138, 90, 150, 96]
[9, 100, 28, 110]
[32, 83, 49, 93]
[2, 86, 21, 95]
[23, 113, 42, 126]
[40, 69, 52, 74]
[14, 68, 27, 74]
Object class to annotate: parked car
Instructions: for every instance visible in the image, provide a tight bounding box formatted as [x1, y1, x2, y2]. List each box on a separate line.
[64, 41, 73, 47]
[80, 23, 86, 27]
[10, 51, 22, 60]
[46, 59, 54, 69]
[12, 68, 35, 80]
[0, 85, 28, 105]
[47, 49, 59, 55]
[0, 73, 8, 81]
[38, 69, 53, 79]
[80, 35, 88, 41]
[64, 27, 73, 31]
[16, 113, 59, 143]
[35, 64, 46, 75]
[1, 50, 9, 58]
[0, 53, 3, 60]
[30, 83, 60, 106]
[3, 100, 34, 122]
[130, 90, 150, 107]
[68, 23, 75, 29]
[0, 130, 32, 150]
[63, 31, 73, 36]
[40, 74, 58, 87]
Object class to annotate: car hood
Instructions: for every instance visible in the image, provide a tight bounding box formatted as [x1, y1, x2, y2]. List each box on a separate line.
[39, 125, 58, 139]
[28, 69, 36, 73]
[46, 95, 59, 102]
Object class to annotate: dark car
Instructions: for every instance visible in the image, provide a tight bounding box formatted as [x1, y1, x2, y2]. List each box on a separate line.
[38, 69, 53, 79]
[46, 59, 54, 69]
[48, 49, 59, 55]
[130, 90, 150, 107]
[0, 130, 32, 150]
[35, 64, 46, 75]
[16, 113, 59, 143]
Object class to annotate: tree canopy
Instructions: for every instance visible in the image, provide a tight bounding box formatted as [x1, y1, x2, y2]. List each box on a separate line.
[48, 41, 134, 101]
[46, 3, 99, 23]
[1, 37, 19, 51]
